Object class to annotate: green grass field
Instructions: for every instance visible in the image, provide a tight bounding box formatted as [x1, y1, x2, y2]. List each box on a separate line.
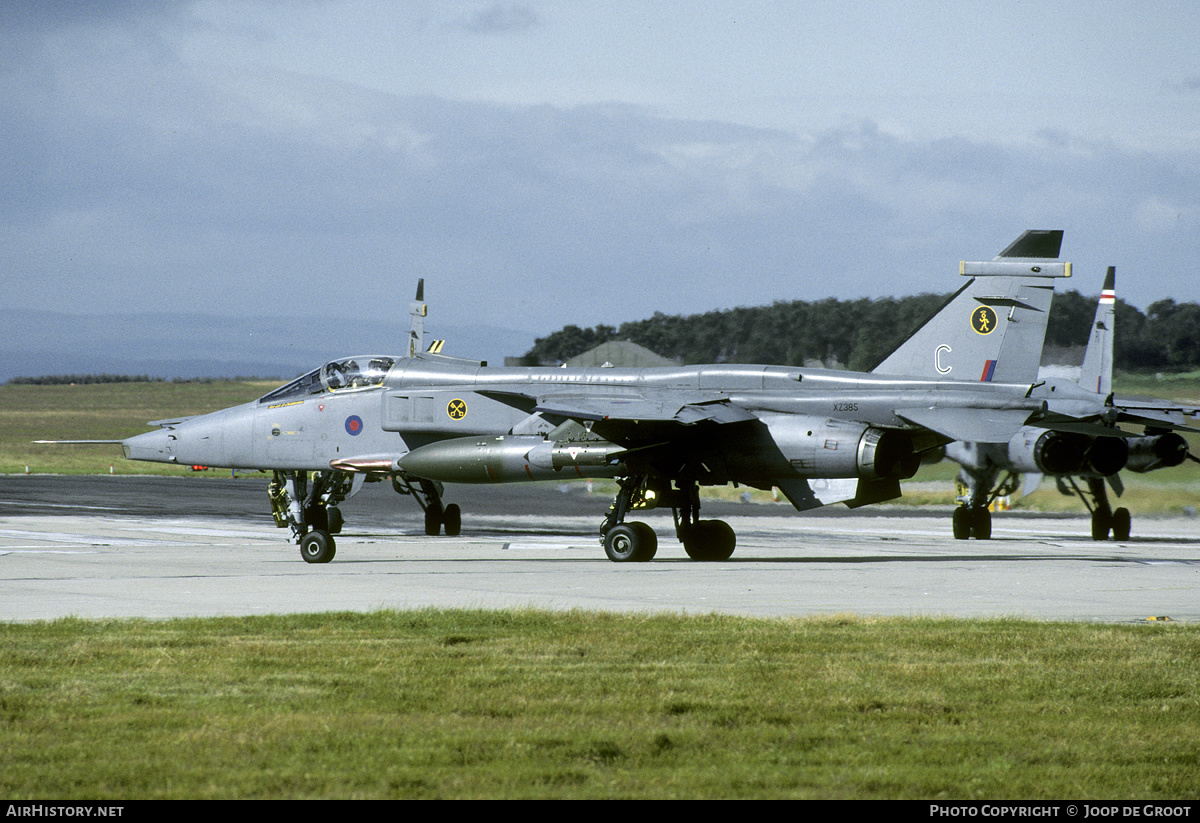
[1, 380, 271, 475]
[3, 610, 1199, 800]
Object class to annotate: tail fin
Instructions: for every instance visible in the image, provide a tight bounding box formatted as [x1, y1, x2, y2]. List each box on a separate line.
[407, 279, 427, 358]
[1077, 266, 1115, 396]
[871, 230, 1070, 383]
[996, 229, 1064, 259]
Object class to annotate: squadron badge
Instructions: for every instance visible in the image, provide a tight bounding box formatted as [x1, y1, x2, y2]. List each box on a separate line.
[970, 305, 997, 335]
[447, 398, 467, 420]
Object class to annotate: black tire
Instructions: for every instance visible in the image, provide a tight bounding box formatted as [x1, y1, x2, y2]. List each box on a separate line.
[604, 523, 656, 562]
[327, 506, 344, 535]
[306, 504, 328, 532]
[683, 520, 736, 561]
[300, 530, 336, 564]
[970, 506, 992, 540]
[424, 506, 443, 536]
[630, 521, 657, 560]
[442, 503, 462, 536]
[1111, 507, 1131, 541]
[1091, 511, 1111, 541]
[952, 506, 971, 540]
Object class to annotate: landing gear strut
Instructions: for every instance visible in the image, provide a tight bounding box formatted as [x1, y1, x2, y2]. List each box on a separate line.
[599, 476, 657, 561]
[392, 476, 461, 536]
[1069, 477, 1131, 541]
[599, 475, 735, 562]
[269, 470, 360, 563]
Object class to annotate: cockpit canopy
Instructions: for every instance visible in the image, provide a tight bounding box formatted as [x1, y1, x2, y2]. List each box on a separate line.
[259, 356, 395, 404]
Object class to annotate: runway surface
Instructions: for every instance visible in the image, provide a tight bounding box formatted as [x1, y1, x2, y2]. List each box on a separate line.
[2, 475, 1199, 623]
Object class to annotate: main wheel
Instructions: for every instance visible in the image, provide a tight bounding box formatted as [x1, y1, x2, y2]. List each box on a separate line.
[1091, 510, 1111, 541]
[300, 530, 336, 564]
[604, 523, 656, 562]
[952, 506, 971, 540]
[1111, 507, 1131, 541]
[682, 520, 736, 561]
[629, 521, 657, 560]
[442, 503, 462, 536]
[970, 506, 992, 540]
[327, 506, 344, 535]
[424, 505, 443, 536]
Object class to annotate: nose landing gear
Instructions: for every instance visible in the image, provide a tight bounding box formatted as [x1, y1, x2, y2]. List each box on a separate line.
[269, 470, 359, 563]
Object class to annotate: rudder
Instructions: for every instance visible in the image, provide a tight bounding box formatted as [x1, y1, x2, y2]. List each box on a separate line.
[1077, 266, 1115, 396]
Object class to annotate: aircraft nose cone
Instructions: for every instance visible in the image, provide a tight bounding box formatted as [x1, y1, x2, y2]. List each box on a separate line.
[122, 429, 176, 463]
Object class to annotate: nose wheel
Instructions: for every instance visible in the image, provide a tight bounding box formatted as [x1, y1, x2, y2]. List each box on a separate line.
[270, 470, 358, 563]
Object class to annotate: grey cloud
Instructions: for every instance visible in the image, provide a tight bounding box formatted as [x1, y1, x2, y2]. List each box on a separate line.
[454, 4, 540, 34]
[0, 0, 185, 32]
[3, 42, 1197, 340]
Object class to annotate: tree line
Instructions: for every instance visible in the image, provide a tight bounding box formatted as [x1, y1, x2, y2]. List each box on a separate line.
[522, 292, 1200, 373]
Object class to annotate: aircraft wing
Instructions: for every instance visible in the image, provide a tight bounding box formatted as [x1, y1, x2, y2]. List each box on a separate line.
[892, 406, 1040, 443]
[1109, 399, 1200, 432]
[481, 389, 759, 427]
[1034, 399, 1200, 436]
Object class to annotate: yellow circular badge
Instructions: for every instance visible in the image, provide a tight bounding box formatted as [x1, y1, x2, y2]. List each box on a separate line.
[970, 306, 998, 335]
[447, 398, 467, 420]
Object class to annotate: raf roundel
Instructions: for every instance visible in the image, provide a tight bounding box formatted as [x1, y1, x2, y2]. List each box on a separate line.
[345, 415, 364, 436]
[970, 305, 998, 335]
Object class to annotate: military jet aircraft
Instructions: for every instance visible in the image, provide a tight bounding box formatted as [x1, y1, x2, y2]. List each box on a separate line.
[94, 228, 1197, 563]
[946, 266, 1197, 540]
[98, 229, 1111, 565]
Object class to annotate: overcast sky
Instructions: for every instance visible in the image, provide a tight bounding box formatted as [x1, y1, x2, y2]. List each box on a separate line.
[3, 1, 1199, 361]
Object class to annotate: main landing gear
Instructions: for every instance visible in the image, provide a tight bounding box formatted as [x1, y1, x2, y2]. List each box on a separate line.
[951, 470, 1018, 540]
[392, 476, 461, 537]
[951, 470, 1133, 542]
[1068, 477, 1131, 541]
[599, 476, 736, 562]
[951, 505, 992, 540]
[269, 470, 360, 564]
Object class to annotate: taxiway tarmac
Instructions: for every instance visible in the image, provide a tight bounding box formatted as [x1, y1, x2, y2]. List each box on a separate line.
[2, 476, 1198, 622]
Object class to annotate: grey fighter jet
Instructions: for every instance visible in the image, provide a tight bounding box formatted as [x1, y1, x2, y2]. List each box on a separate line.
[946, 266, 1198, 540]
[104, 231, 1194, 564]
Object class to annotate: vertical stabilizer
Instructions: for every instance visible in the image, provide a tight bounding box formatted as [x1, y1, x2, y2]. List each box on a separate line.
[995, 229, 1063, 260]
[871, 231, 1070, 383]
[1078, 267, 1115, 396]
[408, 279, 427, 358]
